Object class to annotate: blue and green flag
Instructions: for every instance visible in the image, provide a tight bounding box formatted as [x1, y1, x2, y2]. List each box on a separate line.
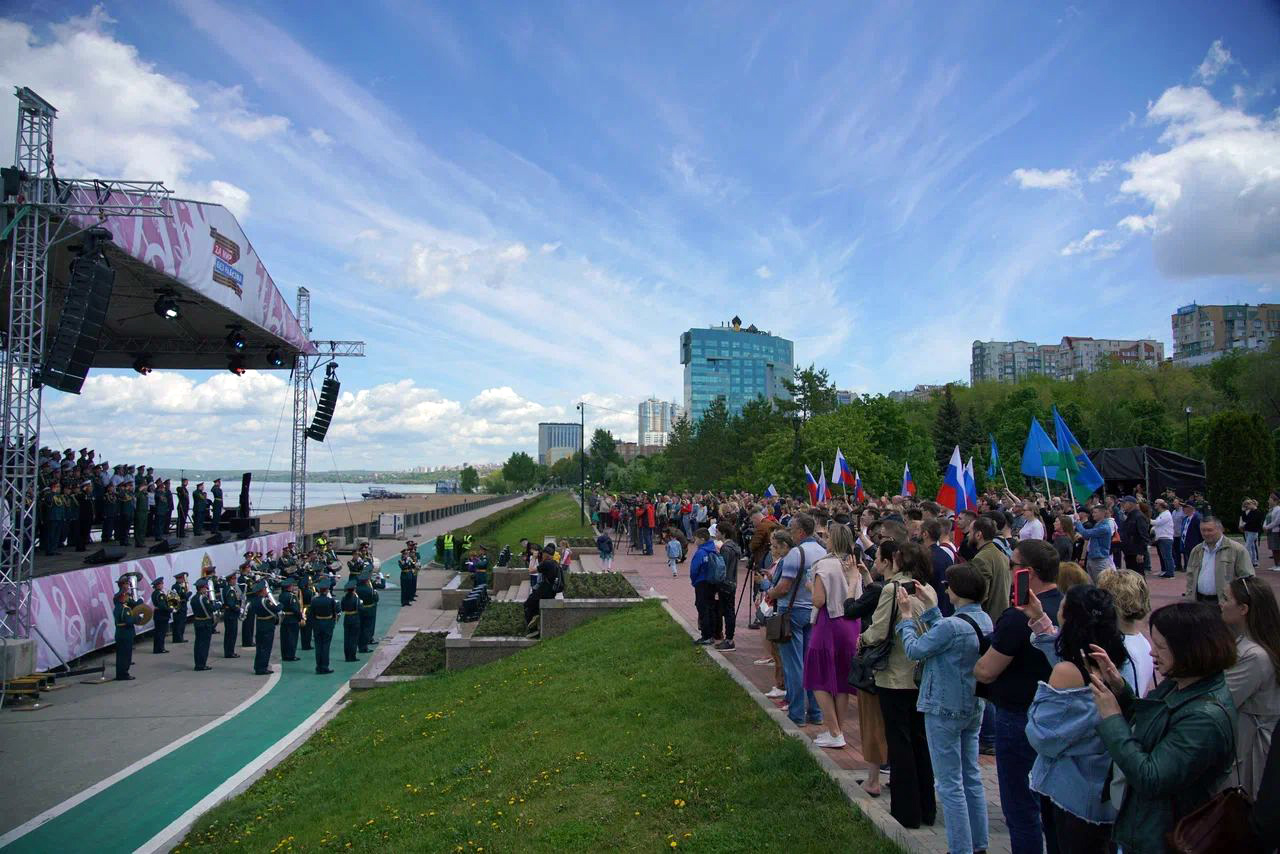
[986, 434, 999, 479]
[1052, 406, 1104, 497]
[1020, 418, 1059, 479]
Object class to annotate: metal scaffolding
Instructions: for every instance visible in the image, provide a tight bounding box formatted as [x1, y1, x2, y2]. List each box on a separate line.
[1, 87, 169, 638]
[287, 286, 364, 543]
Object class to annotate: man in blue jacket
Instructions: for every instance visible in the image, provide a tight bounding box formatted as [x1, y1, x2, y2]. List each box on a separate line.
[1074, 504, 1116, 581]
[688, 529, 719, 645]
[1180, 501, 1203, 563]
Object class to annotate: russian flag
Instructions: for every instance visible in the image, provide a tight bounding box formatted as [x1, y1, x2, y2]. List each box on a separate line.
[804, 464, 819, 504]
[936, 446, 966, 512]
[964, 456, 979, 510]
[901, 462, 916, 497]
[854, 470, 867, 503]
[834, 448, 854, 487]
[817, 463, 829, 503]
[764, 484, 778, 499]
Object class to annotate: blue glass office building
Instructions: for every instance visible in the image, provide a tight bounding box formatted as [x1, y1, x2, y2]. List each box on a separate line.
[681, 320, 794, 425]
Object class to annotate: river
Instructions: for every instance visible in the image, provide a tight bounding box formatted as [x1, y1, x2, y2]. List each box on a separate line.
[245, 482, 442, 514]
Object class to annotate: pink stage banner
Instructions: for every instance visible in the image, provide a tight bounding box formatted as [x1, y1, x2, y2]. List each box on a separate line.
[30, 532, 295, 672]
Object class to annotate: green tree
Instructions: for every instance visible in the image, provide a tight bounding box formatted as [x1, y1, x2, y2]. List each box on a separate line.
[1204, 349, 1245, 404]
[459, 465, 479, 494]
[587, 429, 622, 484]
[1204, 411, 1274, 531]
[778, 364, 837, 422]
[932, 384, 963, 470]
[547, 453, 583, 487]
[663, 415, 695, 491]
[501, 452, 539, 490]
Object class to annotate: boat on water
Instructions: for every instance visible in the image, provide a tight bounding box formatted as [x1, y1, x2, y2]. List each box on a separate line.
[361, 487, 406, 500]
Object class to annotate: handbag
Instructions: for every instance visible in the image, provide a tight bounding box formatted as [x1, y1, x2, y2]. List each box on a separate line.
[955, 612, 992, 700]
[847, 582, 901, 693]
[1165, 697, 1262, 854]
[765, 547, 807, 644]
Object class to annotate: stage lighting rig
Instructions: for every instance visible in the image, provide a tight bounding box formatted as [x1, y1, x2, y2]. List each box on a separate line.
[153, 292, 180, 320]
[228, 355, 247, 375]
[266, 347, 285, 367]
[132, 355, 153, 375]
[225, 326, 247, 351]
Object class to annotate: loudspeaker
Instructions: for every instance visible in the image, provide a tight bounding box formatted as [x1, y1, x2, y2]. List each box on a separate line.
[239, 472, 251, 518]
[149, 537, 182, 555]
[43, 254, 115, 394]
[305, 376, 340, 441]
[205, 533, 227, 545]
[83, 546, 127, 565]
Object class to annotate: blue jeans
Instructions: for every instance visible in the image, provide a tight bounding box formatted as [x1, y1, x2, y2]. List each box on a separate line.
[1156, 538, 1175, 575]
[1244, 531, 1259, 565]
[926, 706, 989, 854]
[641, 526, 653, 554]
[994, 705, 1044, 854]
[779, 606, 820, 725]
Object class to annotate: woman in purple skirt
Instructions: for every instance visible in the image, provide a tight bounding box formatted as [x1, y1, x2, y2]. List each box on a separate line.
[806, 522, 863, 749]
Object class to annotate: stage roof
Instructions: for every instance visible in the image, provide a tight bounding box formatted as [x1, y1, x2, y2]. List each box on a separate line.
[11, 188, 316, 372]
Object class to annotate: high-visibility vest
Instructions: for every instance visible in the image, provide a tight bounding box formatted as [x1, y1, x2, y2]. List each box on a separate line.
[443, 534, 454, 550]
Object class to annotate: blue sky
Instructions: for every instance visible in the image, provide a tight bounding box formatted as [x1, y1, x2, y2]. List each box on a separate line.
[2, 1, 1278, 469]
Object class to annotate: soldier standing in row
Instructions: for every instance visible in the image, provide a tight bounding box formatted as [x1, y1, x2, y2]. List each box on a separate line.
[240, 563, 257, 648]
[113, 576, 138, 681]
[191, 576, 217, 671]
[76, 480, 93, 551]
[150, 577, 171, 654]
[221, 569, 242, 659]
[170, 571, 191, 643]
[133, 484, 148, 547]
[176, 478, 190, 538]
[210, 478, 224, 534]
[249, 581, 279, 675]
[306, 576, 336, 674]
[299, 573, 315, 651]
[116, 482, 135, 547]
[355, 570, 378, 653]
[399, 547, 415, 607]
[192, 483, 207, 536]
[278, 578, 303, 662]
[340, 578, 361, 662]
[102, 484, 118, 544]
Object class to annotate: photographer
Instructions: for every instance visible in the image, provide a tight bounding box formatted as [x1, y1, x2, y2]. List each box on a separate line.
[524, 544, 561, 637]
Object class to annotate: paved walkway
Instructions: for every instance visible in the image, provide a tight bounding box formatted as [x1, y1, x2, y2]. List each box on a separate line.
[0, 495, 532, 853]
[612, 539, 1280, 854]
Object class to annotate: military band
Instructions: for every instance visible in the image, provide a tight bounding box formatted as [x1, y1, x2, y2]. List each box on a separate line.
[191, 576, 217, 671]
[279, 578, 303, 661]
[150, 577, 171, 654]
[306, 577, 337, 674]
[170, 571, 191, 644]
[249, 580, 280, 675]
[222, 570, 243, 659]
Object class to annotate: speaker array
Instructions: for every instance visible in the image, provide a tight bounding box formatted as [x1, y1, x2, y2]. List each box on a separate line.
[305, 376, 340, 441]
[42, 254, 115, 394]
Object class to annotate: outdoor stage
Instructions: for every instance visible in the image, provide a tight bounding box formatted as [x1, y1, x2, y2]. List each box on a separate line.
[30, 531, 294, 673]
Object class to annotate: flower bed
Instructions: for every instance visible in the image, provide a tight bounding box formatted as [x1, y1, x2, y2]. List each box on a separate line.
[473, 601, 527, 637]
[383, 632, 446, 676]
[565, 571, 635, 599]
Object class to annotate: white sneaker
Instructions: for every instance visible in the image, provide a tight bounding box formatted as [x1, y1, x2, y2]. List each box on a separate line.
[764, 686, 786, 698]
[814, 732, 846, 748]
[672, 569, 677, 577]
[753, 658, 773, 666]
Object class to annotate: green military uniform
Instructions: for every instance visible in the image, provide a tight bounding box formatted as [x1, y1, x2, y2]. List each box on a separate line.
[340, 579, 361, 662]
[249, 583, 279, 675]
[192, 486, 207, 536]
[103, 488, 118, 544]
[399, 551, 415, 606]
[221, 575, 243, 659]
[171, 573, 191, 643]
[210, 481, 224, 533]
[117, 488, 135, 547]
[299, 574, 315, 650]
[306, 577, 337, 673]
[279, 581, 303, 661]
[191, 577, 217, 670]
[63, 487, 79, 549]
[149, 579, 171, 653]
[113, 579, 138, 680]
[133, 488, 149, 546]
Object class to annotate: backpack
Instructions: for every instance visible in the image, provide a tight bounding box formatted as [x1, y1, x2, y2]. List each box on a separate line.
[706, 549, 726, 585]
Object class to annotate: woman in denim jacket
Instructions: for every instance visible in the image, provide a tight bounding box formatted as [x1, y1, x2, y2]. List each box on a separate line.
[1020, 585, 1130, 853]
[896, 562, 993, 854]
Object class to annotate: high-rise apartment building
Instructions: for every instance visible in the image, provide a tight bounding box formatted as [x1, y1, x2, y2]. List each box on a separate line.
[971, 336, 1164, 384]
[537, 422, 581, 466]
[1171, 303, 1280, 365]
[681, 317, 794, 425]
[637, 398, 681, 446]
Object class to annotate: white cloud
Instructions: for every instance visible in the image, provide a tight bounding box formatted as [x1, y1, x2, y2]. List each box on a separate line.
[1010, 167, 1078, 191]
[399, 239, 533, 298]
[1119, 85, 1280, 277]
[539, 242, 561, 254]
[1060, 228, 1107, 256]
[1194, 39, 1235, 84]
[1117, 214, 1156, 233]
[192, 179, 251, 219]
[1088, 161, 1116, 183]
[755, 265, 773, 279]
[308, 127, 333, 146]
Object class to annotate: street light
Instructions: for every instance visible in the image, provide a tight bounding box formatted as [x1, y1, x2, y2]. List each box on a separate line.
[1184, 406, 1193, 456]
[576, 402, 586, 525]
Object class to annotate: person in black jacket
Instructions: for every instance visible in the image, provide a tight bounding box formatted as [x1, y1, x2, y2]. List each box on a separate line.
[1251, 736, 1280, 850]
[845, 539, 894, 798]
[1118, 496, 1152, 574]
[524, 545, 561, 637]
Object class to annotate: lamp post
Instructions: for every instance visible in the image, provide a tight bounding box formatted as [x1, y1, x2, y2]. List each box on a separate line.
[576, 402, 586, 526]
[1184, 406, 1192, 456]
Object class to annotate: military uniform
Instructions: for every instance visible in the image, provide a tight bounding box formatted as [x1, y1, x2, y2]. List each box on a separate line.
[306, 577, 337, 673]
[356, 571, 379, 652]
[117, 487, 135, 547]
[76, 485, 93, 551]
[171, 573, 191, 643]
[176, 482, 190, 538]
[150, 578, 171, 653]
[240, 566, 257, 648]
[192, 486, 207, 536]
[299, 575, 315, 650]
[399, 550, 415, 606]
[102, 487, 118, 544]
[248, 583, 279, 675]
[221, 574, 243, 659]
[340, 579, 361, 661]
[133, 487, 149, 546]
[210, 481, 224, 533]
[113, 578, 138, 680]
[191, 577, 217, 670]
[279, 580, 303, 661]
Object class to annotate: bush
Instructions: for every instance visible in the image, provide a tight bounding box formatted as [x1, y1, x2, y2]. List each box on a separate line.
[565, 572, 637, 599]
[383, 632, 446, 676]
[473, 601, 527, 637]
[1205, 410, 1275, 530]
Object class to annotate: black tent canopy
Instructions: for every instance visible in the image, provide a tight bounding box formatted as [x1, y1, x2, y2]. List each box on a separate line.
[1085, 446, 1206, 498]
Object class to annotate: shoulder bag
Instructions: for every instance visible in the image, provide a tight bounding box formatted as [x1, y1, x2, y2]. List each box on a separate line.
[955, 612, 992, 699]
[847, 582, 900, 694]
[1166, 697, 1262, 854]
[765, 546, 807, 644]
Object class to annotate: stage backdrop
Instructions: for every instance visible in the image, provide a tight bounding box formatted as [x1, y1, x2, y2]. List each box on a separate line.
[30, 532, 295, 672]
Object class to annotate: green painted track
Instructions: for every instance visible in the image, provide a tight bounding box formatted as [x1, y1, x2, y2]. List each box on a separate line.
[6, 546, 429, 853]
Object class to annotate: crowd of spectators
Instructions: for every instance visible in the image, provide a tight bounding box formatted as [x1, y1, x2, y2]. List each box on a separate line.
[594, 486, 1280, 852]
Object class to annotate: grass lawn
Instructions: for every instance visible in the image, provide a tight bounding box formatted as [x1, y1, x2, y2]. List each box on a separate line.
[473, 601, 527, 637]
[475, 491, 594, 556]
[384, 632, 447, 676]
[177, 601, 898, 854]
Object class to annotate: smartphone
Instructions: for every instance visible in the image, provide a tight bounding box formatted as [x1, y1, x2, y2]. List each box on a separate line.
[1013, 568, 1031, 607]
[901, 580, 918, 595]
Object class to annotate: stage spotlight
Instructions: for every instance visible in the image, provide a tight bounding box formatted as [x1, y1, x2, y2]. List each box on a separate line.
[132, 355, 153, 375]
[226, 327, 247, 351]
[266, 347, 285, 367]
[153, 293, 180, 320]
[228, 355, 247, 376]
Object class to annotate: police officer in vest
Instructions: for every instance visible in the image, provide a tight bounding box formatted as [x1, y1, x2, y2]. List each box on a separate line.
[191, 576, 217, 671]
[150, 576, 171, 653]
[113, 575, 139, 680]
[443, 532, 455, 570]
[306, 576, 337, 674]
[170, 571, 191, 643]
[248, 580, 280, 675]
[221, 569, 242, 659]
[340, 578, 361, 662]
[278, 577, 303, 661]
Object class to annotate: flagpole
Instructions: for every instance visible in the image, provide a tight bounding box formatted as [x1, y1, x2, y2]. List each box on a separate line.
[1041, 467, 1052, 499]
[1000, 466, 1010, 491]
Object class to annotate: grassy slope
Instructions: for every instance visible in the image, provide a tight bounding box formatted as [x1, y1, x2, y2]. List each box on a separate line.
[476, 492, 594, 556]
[178, 601, 897, 854]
